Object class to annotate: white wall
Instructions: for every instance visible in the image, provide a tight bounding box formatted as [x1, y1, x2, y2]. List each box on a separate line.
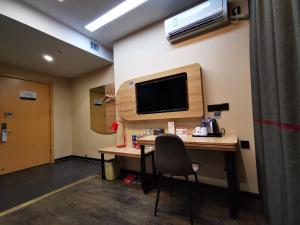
[113, 21, 258, 193]
[52, 78, 73, 158]
[71, 66, 115, 159]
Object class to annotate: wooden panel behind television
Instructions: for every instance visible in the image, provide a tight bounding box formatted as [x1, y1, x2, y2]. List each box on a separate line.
[116, 63, 204, 121]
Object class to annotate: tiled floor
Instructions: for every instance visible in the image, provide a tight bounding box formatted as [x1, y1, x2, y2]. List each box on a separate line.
[0, 158, 267, 225]
[0, 158, 100, 212]
[0, 175, 267, 225]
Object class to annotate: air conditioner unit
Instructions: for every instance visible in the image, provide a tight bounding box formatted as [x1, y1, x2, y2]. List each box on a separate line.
[164, 0, 229, 43]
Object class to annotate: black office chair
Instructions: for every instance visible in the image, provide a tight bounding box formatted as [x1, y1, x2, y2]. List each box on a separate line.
[154, 134, 200, 225]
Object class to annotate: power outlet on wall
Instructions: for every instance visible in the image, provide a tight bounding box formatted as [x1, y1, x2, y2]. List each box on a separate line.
[232, 6, 241, 16]
[240, 140, 250, 149]
[214, 111, 221, 118]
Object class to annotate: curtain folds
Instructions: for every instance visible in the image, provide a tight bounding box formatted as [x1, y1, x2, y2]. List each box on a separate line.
[250, 1, 300, 225]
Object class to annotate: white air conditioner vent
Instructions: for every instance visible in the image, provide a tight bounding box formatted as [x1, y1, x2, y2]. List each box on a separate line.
[164, 0, 228, 43]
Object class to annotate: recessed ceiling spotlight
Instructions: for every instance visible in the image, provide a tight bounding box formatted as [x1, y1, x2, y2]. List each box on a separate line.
[58, 0, 64, 2]
[43, 54, 54, 62]
[85, 0, 148, 32]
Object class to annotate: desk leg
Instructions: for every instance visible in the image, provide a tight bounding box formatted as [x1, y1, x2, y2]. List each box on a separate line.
[101, 153, 106, 180]
[140, 145, 147, 193]
[225, 151, 238, 219]
[151, 151, 158, 182]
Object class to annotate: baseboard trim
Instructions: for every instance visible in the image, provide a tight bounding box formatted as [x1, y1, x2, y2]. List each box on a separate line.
[54, 155, 73, 162]
[53, 159, 260, 199]
[55, 155, 100, 162]
[120, 169, 260, 199]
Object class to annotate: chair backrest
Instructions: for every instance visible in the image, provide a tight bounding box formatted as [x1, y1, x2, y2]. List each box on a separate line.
[155, 134, 194, 176]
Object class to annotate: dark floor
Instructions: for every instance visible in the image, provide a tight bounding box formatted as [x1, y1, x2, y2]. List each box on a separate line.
[0, 158, 100, 212]
[0, 174, 267, 225]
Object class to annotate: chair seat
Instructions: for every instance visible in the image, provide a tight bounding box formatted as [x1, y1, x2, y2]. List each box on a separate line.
[192, 163, 200, 173]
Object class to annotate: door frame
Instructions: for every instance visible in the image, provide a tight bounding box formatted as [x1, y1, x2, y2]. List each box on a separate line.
[0, 74, 54, 163]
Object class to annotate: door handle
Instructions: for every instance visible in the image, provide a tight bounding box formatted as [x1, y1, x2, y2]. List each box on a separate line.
[1, 123, 8, 143]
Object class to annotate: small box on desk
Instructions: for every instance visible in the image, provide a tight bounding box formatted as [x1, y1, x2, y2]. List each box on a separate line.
[153, 128, 165, 135]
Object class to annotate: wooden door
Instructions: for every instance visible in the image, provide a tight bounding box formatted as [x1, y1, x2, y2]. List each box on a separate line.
[0, 76, 51, 175]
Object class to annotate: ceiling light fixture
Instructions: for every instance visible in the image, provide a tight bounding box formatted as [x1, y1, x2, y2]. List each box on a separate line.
[58, 0, 64, 2]
[43, 54, 54, 62]
[85, 0, 148, 32]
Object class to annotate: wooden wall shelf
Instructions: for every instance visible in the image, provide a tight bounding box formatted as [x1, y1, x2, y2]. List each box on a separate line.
[116, 63, 204, 121]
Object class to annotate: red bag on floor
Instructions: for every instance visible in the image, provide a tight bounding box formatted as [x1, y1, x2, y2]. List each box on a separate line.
[122, 175, 136, 184]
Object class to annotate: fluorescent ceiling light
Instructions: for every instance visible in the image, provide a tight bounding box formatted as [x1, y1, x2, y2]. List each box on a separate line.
[43, 54, 54, 62]
[85, 0, 148, 32]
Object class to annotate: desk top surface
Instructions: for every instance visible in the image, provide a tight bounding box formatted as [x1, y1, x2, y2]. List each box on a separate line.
[98, 146, 154, 158]
[137, 134, 238, 151]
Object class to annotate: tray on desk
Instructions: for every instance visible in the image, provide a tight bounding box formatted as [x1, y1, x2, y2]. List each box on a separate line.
[192, 133, 223, 138]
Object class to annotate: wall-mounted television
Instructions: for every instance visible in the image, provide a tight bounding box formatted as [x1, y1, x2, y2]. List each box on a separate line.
[135, 73, 189, 114]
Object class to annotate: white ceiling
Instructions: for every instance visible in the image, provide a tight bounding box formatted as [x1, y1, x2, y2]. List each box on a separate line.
[20, 0, 201, 49]
[0, 0, 201, 77]
[0, 15, 111, 77]
[1, 0, 247, 77]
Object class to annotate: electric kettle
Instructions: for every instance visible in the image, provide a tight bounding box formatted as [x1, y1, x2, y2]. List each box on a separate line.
[207, 119, 221, 136]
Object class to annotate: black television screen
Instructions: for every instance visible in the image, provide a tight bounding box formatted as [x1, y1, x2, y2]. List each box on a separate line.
[135, 73, 189, 114]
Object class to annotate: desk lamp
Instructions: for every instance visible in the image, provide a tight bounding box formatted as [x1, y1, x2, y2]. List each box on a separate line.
[111, 121, 126, 148]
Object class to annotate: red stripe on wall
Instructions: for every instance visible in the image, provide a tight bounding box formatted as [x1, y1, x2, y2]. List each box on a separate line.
[254, 120, 300, 131]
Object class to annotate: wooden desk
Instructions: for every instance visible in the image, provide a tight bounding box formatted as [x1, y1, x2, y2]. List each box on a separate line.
[97, 146, 156, 186]
[138, 134, 238, 150]
[137, 134, 239, 219]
